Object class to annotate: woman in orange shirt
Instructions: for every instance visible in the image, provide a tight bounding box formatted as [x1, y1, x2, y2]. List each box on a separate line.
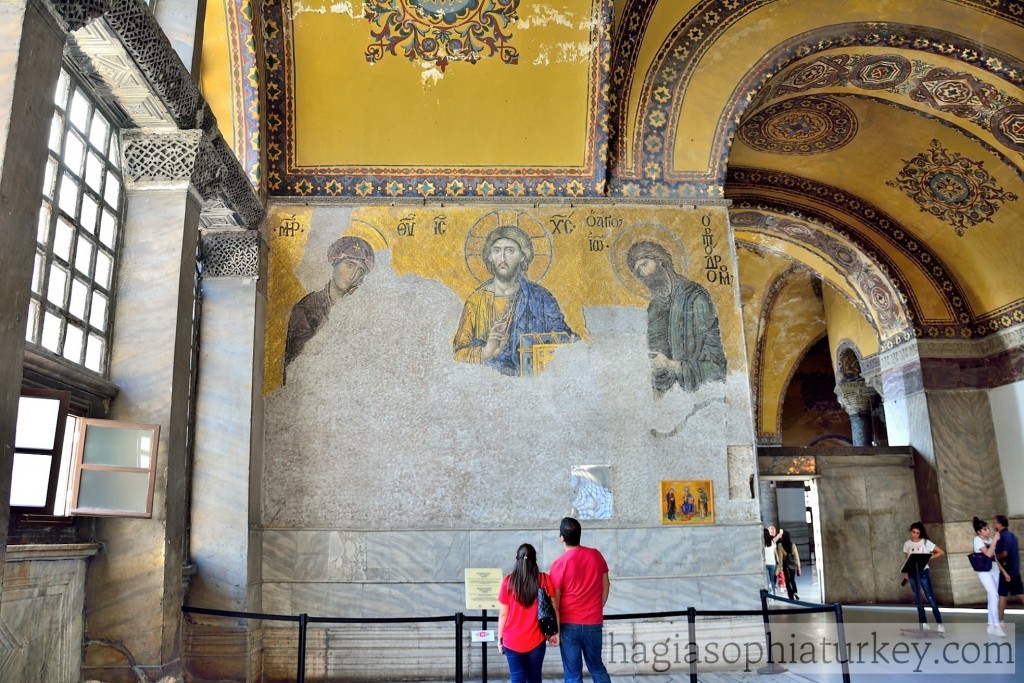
[497, 543, 559, 683]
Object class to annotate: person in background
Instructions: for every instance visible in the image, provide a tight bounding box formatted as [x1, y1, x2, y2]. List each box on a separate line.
[993, 515, 1023, 630]
[973, 517, 1011, 637]
[901, 521, 944, 633]
[764, 528, 779, 595]
[551, 517, 612, 683]
[497, 543, 558, 683]
[775, 528, 801, 600]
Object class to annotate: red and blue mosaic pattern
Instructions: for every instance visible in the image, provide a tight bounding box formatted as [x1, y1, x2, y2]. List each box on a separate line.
[261, 0, 611, 198]
[364, 0, 520, 73]
[887, 139, 1019, 237]
[730, 209, 910, 340]
[727, 170, 971, 333]
[728, 169, 1024, 339]
[737, 96, 859, 155]
[608, 0, 1024, 198]
[756, 53, 1024, 160]
[226, 0, 262, 186]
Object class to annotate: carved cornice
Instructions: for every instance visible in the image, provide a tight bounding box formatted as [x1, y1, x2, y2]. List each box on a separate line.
[50, 0, 264, 230]
[916, 321, 1024, 360]
[65, 17, 176, 128]
[47, 0, 108, 31]
[201, 230, 261, 279]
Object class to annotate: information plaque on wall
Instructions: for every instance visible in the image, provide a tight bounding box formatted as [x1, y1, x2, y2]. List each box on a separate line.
[464, 568, 502, 610]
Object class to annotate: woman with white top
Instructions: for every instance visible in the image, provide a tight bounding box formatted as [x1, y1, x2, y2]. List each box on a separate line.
[764, 528, 778, 594]
[973, 517, 1011, 637]
[901, 521, 944, 632]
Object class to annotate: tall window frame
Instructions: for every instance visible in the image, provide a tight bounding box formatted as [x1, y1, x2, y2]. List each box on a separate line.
[26, 66, 125, 377]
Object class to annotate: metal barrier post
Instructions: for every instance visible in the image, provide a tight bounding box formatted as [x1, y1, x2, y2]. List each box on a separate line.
[687, 606, 698, 683]
[297, 613, 308, 683]
[757, 589, 786, 674]
[834, 602, 851, 683]
[455, 612, 464, 683]
[481, 609, 489, 683]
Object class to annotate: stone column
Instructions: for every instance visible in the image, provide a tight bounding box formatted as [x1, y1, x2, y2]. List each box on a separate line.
[0, 0, 67, 569]
[834, 380, 874, 446]
[82, 130, 204, 681]
[184, 228, 266, 681]
[880, 339, 1007, 606]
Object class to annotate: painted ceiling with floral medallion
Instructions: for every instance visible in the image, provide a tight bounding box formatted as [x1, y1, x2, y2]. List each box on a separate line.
[200, 0, 1024, 343]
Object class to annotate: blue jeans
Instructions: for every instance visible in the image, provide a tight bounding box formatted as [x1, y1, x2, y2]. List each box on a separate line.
[909, 568, 943, 625]
[504, 640, 545, 683]
[559, 623, 611, 683]
[766, 564, 777, 594]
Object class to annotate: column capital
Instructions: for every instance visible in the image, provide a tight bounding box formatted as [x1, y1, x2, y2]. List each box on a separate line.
[200, 230, 262, 280]
[834, 380, 874, 415]
[121, 130, 264, 230]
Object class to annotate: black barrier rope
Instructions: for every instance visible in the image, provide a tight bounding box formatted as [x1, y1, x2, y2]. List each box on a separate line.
[183, 593, 850, 683]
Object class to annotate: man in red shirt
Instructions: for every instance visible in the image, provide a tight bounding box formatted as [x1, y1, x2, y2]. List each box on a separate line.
[550, 517, 612, 683]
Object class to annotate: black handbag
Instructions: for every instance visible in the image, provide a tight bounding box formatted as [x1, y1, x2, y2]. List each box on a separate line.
[537, 585, 558, 636]
[968, 551, 993, 572]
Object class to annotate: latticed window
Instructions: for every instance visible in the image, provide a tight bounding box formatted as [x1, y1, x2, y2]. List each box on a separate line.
[27, 67, 124, 375]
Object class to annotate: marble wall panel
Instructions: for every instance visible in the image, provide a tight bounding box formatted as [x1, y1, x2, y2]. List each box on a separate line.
[367, 530, 468, 581]
[1, 547, 97, 683]
[263, 530, 368, 582]
[927, 390, 1006, 522]
[990, 381, 1024, 517]
[817, 456, 917, 604]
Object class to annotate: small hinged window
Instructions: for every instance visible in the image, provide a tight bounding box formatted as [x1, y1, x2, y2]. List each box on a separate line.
[69, 419, 160, 517]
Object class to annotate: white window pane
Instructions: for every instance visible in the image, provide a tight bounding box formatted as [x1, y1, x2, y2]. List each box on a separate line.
[94, 250, 112, 289]
[53, 218, 73, 261]
[43, 158, 57, 198]
[90, 292, 107, 331]
[85, 153, 103, 192]
[99, 210, 116, 248]
[47, 265, 67, 306]
[108, 133, 120, 163]
[37, 202, 51, 244]
[63, 323, 83, 362]
[48, 113, 63, 153]
[78, 470, 149, 512]
[31, 255, 43, 295]
[57, 173, 78, 216]
[103, 172, 120, 206]
[15, 396, 62, 449]
[89, 112, 109, 149]
[54, 69, 69, 107]
[69, 89, 90, 132]
[10, 452, 52, 507]
[41, 311, 61, 352]
[85, 334, 104, 372]
[75, 235, 94, 275]
[65, 132, 85, 175]
[70, 279, 88, 318]
[80, 194, 98, 233]
[25, 299, 37, 342]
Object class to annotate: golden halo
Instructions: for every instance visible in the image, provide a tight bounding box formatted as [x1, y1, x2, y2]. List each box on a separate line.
[343, 219, 388, 252]
[465, 210, 553, 283]
[610, 223, 690, 299]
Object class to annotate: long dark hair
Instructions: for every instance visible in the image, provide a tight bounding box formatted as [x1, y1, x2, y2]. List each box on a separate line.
[764, 528, 773, 547]
[779, 530, 794, 555]
[509, 543, 540, 608]
[909, 521, 929, 540]
[973, 517, 988, 533]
